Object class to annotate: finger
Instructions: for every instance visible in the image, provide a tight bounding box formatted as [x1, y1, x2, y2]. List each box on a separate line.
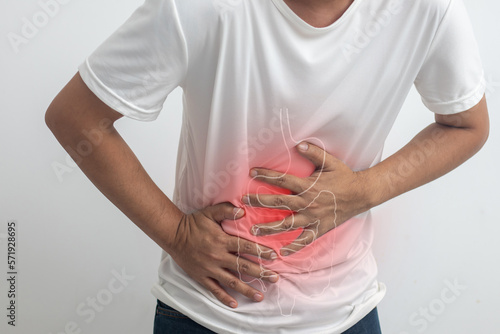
[242, 193, 301, 211]
[202, 277, 239, 308]
[228, 237, 278, 261]
[248, 168, 304, 193]
[280, 228, 318, 256]
[215, 270, 266, 303]
[296, 141, 337, 172]
[251, 214, 311, 236]
[206, 202, 245, 223]
[229, 255, 279, 284]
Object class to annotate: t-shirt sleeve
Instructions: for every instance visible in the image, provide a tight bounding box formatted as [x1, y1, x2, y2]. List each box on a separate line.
[414, 0, 485, 115]
[78, 0, 188, 121]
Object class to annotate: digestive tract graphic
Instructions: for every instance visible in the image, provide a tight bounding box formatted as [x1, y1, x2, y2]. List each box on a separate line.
[234, 108, 338, 317]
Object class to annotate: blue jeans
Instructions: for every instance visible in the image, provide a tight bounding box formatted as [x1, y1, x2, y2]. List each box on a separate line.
[153, 300, 382, 334]
[342, 307, 382, 334]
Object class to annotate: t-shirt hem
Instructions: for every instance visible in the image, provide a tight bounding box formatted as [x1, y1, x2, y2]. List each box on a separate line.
[78, 59, 161, 122]
[424, 75, 486, 115]
[151, 282, 231, 334]
[335, 282, 386, 333]
[151, 281, 386, 334]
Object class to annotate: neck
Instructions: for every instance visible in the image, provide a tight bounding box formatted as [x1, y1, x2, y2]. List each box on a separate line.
[283, 0, 354, 28]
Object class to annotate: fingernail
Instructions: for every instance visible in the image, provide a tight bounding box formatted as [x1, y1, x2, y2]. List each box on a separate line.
[270, 251, 278, 260]
[281, 250, 290, 256]
[250, 169, 258, 177]
[230, 301, 237, 308]
[269, 274, 279, 283]
[233, 207, 244, 218]
[298, 142, 309, 151]
[253, 293, 263, 301]
[242, 196, 250, 205]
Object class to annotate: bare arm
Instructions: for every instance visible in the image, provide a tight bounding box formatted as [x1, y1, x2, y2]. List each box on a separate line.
[45, 74, 182, 247]
[45, 73, 278, 308]
[365, 96, 489, 208]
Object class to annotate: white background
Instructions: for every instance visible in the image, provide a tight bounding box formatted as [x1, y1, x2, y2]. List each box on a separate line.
[0, 0, 498, 333]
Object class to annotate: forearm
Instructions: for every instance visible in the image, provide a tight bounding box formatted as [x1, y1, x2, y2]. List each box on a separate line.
[45, 75, 183, 251]
[363, 97, 489, 208]
[67, 127, 181, 248]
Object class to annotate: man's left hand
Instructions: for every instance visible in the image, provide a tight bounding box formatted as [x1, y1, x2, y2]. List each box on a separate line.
[242, 142, 372, 256]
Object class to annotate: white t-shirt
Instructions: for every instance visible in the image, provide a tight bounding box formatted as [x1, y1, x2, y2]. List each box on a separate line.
[78, 0, 485, 332]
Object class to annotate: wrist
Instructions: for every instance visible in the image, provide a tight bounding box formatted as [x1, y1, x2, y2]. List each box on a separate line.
[145, 201, 186, 255]
[355, 167, 385, 211]
[164, 212, 187, 254]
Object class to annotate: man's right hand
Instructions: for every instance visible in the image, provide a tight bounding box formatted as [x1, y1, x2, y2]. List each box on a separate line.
[167, 202, 279, 309]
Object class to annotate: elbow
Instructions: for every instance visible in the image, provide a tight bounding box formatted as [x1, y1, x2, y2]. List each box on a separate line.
[467, 112, 490, 158]
[475, 118, 490, 153]
[475, 102, 490, 153]
[461, 95, 490, 155]
[45, 108, 74, 149]
[45, 102, 58, 133]
[45, 97, 75, 143]
[45, 73, 123, 138]
[45, 100, 62, 136]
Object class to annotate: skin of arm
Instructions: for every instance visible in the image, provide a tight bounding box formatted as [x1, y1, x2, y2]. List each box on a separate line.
[368, 96, 489, 206]
[45, 73, 279, 309]
[243, 96, 489, 255]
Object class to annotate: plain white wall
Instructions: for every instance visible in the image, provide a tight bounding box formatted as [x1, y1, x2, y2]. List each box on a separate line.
[0, 1, 498, 333]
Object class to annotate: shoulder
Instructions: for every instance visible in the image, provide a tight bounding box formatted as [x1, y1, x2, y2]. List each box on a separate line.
[172, 0, 266, 24]
[172, 0, 221, 22]
[406, 0, 454, 18]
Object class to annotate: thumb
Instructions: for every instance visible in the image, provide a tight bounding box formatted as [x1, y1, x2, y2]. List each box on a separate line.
[296, 141, 337, 171]
[205, 202, 245, 223]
